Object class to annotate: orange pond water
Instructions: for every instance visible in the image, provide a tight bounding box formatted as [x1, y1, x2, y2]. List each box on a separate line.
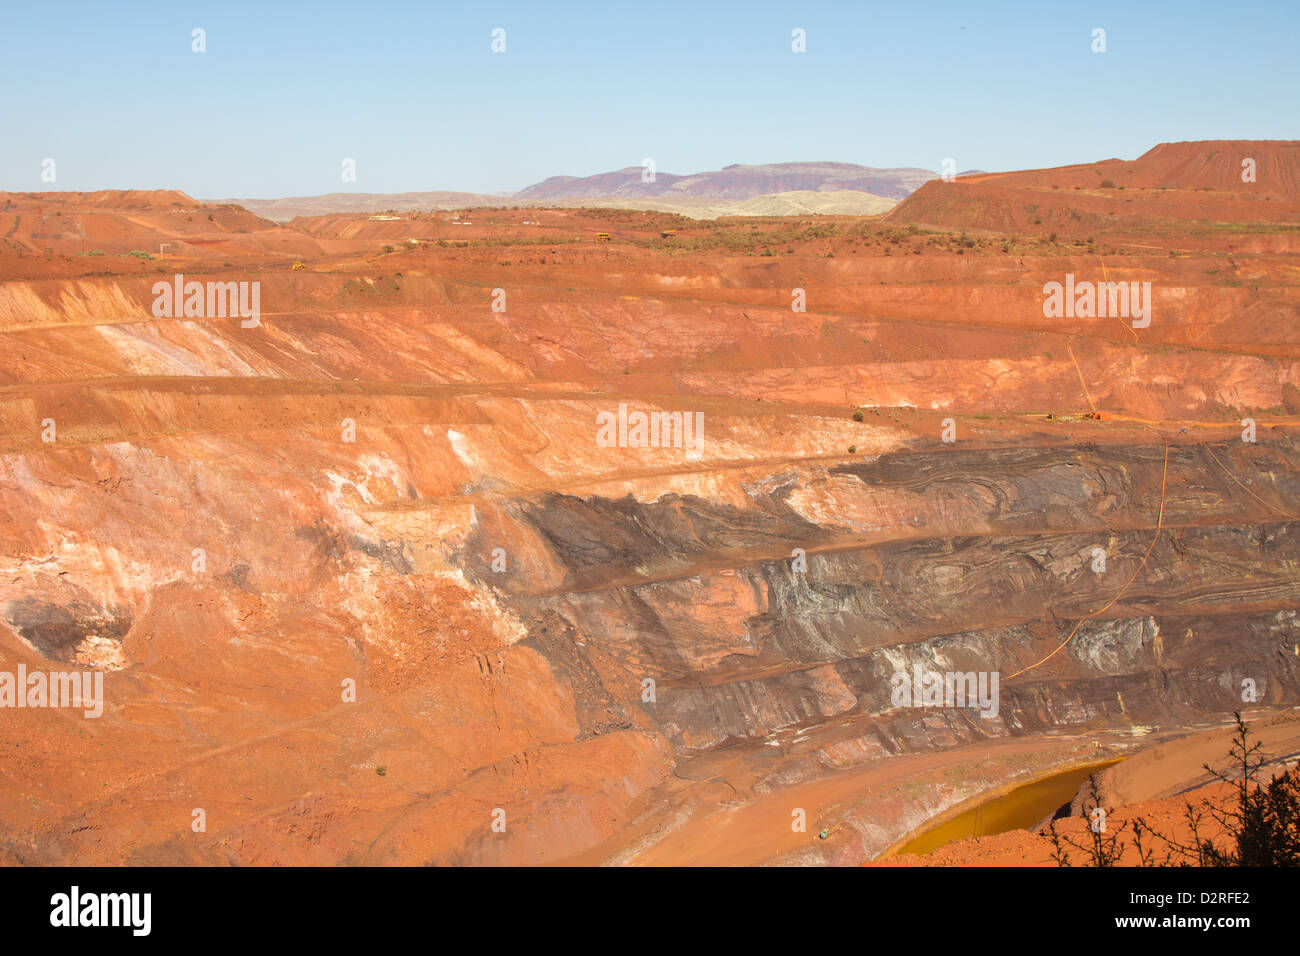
[887, 759, 1123, 857]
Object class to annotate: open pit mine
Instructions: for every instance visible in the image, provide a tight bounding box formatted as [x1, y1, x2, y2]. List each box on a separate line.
[1, 140, 1298, 866]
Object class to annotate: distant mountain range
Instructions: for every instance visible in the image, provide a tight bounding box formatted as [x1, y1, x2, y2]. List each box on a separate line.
[515, 161, 939, 201]
[212, 161, 980, 221]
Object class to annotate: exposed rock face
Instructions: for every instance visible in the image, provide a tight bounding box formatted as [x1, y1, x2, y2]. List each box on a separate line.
[1, 142, 1298, 866]
[464, 440, 1300, 759]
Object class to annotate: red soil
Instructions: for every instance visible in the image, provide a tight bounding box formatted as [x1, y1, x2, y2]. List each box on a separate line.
[0, 141, 1297, 866]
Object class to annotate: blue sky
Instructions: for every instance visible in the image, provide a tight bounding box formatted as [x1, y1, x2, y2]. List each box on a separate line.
[1, 0, 1295, 198]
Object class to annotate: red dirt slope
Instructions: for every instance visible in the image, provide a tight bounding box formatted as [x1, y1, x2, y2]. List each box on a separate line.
[889, 140, 1300, 236]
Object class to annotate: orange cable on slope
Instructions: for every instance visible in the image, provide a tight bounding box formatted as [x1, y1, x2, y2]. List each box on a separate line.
[1007, 444, 1170, 680]
[1099, 255, 1140, 342]
[1066, 340, 1097, 413]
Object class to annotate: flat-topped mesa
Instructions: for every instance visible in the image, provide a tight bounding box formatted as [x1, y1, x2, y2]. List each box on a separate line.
[0, 189, 200, 209]
[886, 139, 1300, 234]
[0, 189, 300, 264]
[926, 140, 1300, 195]
[1134, 140, 1300, 196]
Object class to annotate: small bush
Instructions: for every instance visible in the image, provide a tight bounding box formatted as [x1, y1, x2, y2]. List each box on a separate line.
[1050, 713, 1300, 867]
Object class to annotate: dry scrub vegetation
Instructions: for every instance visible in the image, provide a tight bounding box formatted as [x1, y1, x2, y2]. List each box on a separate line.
[1050, 713, 1300, 867]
